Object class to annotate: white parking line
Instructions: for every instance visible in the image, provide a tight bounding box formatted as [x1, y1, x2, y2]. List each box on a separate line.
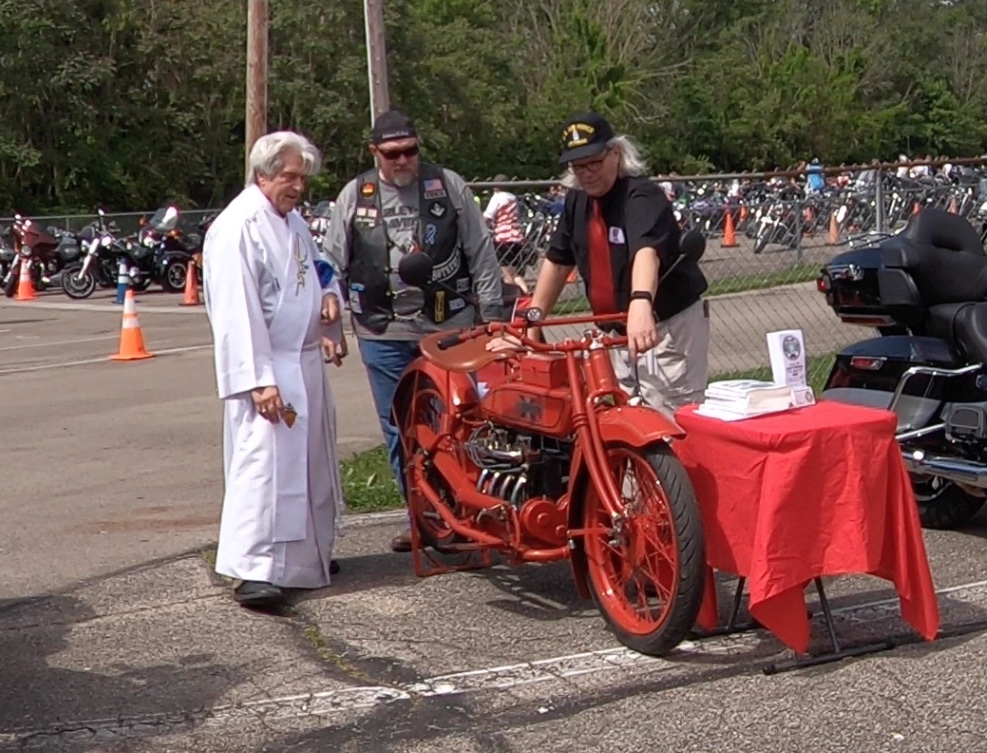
[5, 577, 987, 747]
[0, 344, 212, 375]
[0, 335, 119, 351]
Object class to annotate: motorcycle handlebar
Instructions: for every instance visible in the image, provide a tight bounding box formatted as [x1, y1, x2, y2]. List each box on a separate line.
[439, 314, 630, 354]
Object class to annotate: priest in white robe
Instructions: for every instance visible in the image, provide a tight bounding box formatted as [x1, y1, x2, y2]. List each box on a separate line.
[202, 130, 348, 610]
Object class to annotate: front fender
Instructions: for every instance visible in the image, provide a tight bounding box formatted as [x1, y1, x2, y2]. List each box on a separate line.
[596, 404, 685, 447]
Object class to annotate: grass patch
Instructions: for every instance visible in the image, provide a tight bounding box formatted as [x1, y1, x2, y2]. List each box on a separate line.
[341, 444, 403, 512]
[705, 264, 821, 297]
[710, 352, 836, 395]
[554, 264, 823, 315]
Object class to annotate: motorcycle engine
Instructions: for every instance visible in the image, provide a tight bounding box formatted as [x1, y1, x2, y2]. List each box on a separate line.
[465, 423, 570, 507]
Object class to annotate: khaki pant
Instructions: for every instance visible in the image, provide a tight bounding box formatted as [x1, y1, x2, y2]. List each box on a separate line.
[609, 298, 710, 418]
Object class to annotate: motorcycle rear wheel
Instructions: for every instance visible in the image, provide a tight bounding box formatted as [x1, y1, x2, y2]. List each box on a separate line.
[401, 374, 469, 553]
[582, 441, 705, 657]
[912, 475, 986, 529]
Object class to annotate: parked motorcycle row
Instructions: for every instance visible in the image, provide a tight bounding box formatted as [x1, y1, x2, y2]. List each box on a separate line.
[0, 206, 217, 300]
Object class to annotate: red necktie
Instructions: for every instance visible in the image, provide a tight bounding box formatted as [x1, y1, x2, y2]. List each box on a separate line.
[586, 198, 617, 314]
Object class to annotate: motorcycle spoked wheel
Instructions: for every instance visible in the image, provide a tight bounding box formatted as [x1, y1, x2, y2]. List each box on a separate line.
[402, 374, 473, 559]
[582, 441, 705, 657]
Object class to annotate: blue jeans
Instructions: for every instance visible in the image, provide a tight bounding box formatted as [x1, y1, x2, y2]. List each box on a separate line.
[356, 337, 420, 509]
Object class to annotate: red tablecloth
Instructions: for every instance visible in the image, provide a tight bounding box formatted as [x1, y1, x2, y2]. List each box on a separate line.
[674, 400, 940, 653]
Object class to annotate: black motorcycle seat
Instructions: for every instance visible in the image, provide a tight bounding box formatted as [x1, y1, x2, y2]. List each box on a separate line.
[928, 302, 987, 365]
[881, 237, 987, 306]
[901, 207, 984, 255]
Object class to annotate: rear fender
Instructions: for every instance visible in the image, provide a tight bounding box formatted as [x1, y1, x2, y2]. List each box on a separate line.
[391, 357, 479, 454]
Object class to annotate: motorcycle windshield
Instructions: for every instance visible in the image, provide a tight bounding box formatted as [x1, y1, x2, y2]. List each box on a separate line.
[149, 206, 180, 232]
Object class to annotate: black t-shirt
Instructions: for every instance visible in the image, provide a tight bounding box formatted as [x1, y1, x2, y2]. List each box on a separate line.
[546, 176, 708, 322]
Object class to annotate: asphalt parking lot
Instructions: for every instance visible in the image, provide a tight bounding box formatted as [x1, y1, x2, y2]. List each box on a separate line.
[3, 288, 987, 753]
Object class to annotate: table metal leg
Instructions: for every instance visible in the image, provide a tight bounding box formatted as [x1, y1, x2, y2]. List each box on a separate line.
[690, 577, 763, 638]
[761, 578, 897, 675]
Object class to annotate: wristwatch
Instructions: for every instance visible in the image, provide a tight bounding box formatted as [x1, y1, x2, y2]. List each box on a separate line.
[629, 290, 653, 303]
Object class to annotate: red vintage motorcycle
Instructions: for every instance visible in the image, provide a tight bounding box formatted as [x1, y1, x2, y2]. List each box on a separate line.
[391, 234, 707, 656]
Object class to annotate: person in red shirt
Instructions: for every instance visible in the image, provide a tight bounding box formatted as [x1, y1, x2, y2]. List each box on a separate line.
[492, 112, 710, 413]
[483, 174, 531, 293]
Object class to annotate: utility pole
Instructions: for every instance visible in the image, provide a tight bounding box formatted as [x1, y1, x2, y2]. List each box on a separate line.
[245, 0, 269, 183]
[363, 0, 391, 124]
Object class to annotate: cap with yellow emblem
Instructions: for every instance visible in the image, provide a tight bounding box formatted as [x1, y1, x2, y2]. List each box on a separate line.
[558, 112, 614, 165]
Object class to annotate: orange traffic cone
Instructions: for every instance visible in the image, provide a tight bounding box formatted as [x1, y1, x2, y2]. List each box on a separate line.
[110, 288, 155, 361]
[14, 257, 36, 301]
[722, 210, 738, 247]
[180, 256, 202, 306]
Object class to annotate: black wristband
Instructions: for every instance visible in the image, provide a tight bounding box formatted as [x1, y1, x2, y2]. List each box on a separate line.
[629, 291, 653, 303]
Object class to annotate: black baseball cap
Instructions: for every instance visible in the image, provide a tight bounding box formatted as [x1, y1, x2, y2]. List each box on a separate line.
[371, 109, 417, 145]
[558, 112, 614, 164]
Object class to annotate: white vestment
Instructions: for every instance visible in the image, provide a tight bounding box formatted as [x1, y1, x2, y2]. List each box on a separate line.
[202, 184, 346, 588]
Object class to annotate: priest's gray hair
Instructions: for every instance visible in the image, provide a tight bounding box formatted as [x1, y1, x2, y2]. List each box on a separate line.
[560, 134, 649, 190]
[247, 131, 322, 185]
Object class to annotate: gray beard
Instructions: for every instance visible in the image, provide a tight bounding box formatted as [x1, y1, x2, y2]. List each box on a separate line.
[390, 172, 416, 188]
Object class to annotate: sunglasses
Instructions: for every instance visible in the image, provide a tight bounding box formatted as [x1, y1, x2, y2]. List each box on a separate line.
[377, 145, 420, 160]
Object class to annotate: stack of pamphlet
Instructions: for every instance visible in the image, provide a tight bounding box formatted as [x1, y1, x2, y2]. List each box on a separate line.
[695, 379, 796, 421]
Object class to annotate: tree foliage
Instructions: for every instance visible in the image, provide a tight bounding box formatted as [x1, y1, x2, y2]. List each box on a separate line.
[0, 0, 985, 213]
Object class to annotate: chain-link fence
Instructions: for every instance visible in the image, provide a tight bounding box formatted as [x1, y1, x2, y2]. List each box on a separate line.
[469, 157, 987, 389]
[6, 157, 986, 389]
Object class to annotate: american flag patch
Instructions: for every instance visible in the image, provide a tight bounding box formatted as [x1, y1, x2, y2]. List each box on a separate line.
[423, 179, 443, 191]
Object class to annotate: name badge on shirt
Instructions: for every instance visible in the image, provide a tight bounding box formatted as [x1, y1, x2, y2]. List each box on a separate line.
[608, 226, 626, 244]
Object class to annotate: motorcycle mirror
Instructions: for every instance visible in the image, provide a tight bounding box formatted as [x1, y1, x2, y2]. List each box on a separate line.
[397, 252, 434, 289]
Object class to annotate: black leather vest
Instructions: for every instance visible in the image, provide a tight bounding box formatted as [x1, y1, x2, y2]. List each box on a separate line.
[348, 163, 467, 334]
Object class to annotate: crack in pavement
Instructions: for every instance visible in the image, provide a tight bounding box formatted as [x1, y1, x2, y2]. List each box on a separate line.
[5, 578, 987, 749]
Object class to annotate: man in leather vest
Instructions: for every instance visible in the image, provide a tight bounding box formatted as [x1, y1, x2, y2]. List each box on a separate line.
[323, 109, 504, 552]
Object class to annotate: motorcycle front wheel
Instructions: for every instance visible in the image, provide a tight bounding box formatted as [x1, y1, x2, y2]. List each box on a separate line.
[61, 265, 97, 299]
[582, 441, 706, 657]
[162, 260, 188, 293]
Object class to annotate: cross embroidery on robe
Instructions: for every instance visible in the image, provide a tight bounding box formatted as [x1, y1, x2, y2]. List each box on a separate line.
[292, 233, 310, 295]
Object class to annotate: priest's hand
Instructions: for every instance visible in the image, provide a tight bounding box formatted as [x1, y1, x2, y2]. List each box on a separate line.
[321, 293, 341, 325]
[252, 385, 284, 424]
[323, 335, 348, 367]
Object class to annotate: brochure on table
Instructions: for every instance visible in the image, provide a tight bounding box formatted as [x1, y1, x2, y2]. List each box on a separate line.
[695, 329, 816, 421]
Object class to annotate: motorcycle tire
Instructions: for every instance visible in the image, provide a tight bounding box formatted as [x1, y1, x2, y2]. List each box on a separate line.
[162, 260, 188, 293]
[913, 476, 986, 530]
[61, 265, 97, 300]
[581, 441, 706, 657]
[400, 373, 469, 553]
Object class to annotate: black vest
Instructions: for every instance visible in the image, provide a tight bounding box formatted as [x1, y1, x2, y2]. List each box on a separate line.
[348, 164, 467, 334]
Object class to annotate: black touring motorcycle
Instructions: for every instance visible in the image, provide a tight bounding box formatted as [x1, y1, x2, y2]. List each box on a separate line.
[818, 208, 987, 530]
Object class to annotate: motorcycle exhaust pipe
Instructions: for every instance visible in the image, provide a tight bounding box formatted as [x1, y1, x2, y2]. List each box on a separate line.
[902, 449, 987, 490]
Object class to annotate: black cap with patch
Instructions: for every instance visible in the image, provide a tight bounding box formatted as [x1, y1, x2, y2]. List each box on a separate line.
[372, 109, 418, 145]
[558, 112, 614, 165]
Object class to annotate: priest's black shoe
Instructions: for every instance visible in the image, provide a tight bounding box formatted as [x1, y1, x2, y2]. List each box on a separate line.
[233, 580, 285, 610]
